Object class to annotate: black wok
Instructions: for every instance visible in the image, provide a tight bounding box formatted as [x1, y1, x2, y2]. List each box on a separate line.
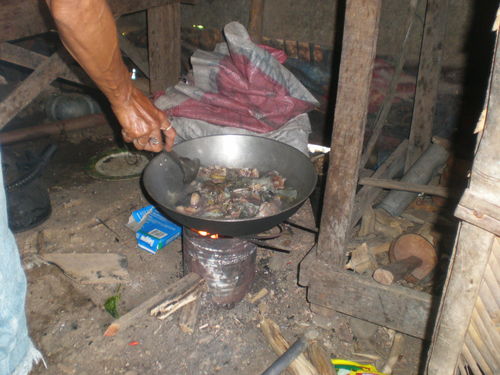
[143, 135, 317, 237]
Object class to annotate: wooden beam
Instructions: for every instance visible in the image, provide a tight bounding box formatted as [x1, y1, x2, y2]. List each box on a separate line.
[316, 0, 382, 265]
[0, 49, 67, 130]
[405, 0, 449, 170]
[0, 42, 90, 86]
[147, 1, 181, 93]
[307, 267, 432, 339]
[0, 0, 178, 44]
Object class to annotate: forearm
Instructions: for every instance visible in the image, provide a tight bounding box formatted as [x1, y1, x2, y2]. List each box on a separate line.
[46, 0, 133, 106]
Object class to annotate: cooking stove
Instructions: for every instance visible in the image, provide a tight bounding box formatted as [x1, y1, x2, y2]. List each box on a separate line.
[183, 227, 257, 306]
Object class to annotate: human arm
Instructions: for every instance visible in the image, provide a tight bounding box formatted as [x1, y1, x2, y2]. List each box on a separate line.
[45, 0, 175, 151]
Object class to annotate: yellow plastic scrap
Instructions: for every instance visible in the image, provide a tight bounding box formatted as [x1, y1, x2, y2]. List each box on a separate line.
[331, 359, 388, 375]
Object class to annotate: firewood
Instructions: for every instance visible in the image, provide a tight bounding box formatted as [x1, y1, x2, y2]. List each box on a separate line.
[150, 279, 206, 320]
[373, 256, 423, 285]
[260, 318, 319, 375]
[103, 273, 204, 337]
[179, 288, 203, 334]
[346, 243, 378, 273]
[382, 332, 405, 374]
[307, 341, 335, 375]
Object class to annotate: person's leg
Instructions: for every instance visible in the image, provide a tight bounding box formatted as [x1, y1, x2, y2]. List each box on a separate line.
[0, 150, 43, 375]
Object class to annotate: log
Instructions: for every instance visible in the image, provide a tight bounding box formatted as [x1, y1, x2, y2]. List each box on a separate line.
[103, 272, 204, 336]
[351, 139, 407, 230]
[373, 256, 422, 285]
[178, 288, 203, 334]
[405, 0, 449, 170]
[316, 0, 382, 265]
[147, 2, 181, 93]
[358, 177, 449, 197]
[345, 242, 377, 274]
[248, 0, 265, 44]
[259, 318, 319, 375]
[0, 49, 68, 130]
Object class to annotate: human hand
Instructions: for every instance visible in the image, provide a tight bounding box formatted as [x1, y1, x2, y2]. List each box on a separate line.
[112, 87, 176, 152]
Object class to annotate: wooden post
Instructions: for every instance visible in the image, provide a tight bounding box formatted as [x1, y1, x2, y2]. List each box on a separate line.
[405, 0, 449, 170]
[148, 1, 181, 93]
[248, 0, 265, 44]
[316, 0, 382, 265]
[0, 49, 67, 130]
[426, 27, 500, 375]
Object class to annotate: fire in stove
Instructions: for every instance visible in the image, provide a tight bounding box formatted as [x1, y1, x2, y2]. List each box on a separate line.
[183, 227, 256, 306]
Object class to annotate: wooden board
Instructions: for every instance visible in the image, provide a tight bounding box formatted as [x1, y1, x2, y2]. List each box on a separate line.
[248, 0, 265, 44]
[307, 267, 432, 338]
[0, 0, 178, 44]
[147, 2, 181, 93]
[316, 0, 382, 265]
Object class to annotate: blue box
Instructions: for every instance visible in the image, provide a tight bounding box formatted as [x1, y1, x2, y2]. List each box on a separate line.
[127, 205, 182, 254]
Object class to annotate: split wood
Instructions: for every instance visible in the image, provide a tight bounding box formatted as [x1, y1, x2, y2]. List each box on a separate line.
[307, 341, 335, 375]
[382, 331, 405, 374]
[179, 288, 203, 334]
[260, 318, 319, 375]
[103, 272, 205, 337]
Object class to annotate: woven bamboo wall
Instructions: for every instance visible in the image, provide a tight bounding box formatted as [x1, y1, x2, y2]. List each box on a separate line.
[457, 238, 500, 375]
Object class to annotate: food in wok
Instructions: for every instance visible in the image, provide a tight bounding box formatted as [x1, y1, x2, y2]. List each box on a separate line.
[174, 165, 298, 220]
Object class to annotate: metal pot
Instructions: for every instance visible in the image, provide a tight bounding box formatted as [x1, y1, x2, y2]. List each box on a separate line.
[143, 135, 317, 237]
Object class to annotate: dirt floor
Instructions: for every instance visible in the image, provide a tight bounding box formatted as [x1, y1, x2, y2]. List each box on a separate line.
[1, 125, 450, 375]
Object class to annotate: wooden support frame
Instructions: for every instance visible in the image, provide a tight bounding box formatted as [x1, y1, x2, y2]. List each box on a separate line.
[426, 26, 500, 374]
[316, 0, 382, 266]
[148, 1, 181, 93]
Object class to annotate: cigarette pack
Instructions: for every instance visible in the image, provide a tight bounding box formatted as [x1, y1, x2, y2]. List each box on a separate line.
[127, 205, 182, 254]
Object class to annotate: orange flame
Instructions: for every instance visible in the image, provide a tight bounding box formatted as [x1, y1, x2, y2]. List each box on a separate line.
[195, 230, 219, 239]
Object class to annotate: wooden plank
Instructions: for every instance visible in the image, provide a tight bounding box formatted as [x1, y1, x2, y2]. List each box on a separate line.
[0, 42, 90, 85]
[0, 0, 178, 44]
[455, 189, 500, 236]
[405, 0, 449, 170]
[0, 49, 67, 130]
[147, 2, 181, 93]
[248, 0, 265, 44]
[308, 268, 432, 338]
[358, 177, 449, 197]
[103, 272, 203, 337]
[316, 0, 382, 266]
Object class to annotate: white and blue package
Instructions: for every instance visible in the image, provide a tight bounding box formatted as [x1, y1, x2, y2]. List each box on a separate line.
[127, 205, 182, 254]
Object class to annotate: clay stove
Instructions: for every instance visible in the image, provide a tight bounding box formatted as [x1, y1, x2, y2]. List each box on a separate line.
[183, 228, 257, 305]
